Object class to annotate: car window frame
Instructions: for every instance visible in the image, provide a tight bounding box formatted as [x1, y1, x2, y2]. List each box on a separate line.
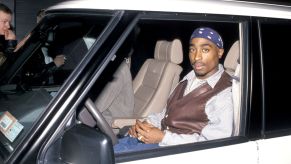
[113, 11, 251, 162]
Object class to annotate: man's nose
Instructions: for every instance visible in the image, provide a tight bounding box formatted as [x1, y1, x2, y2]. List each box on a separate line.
[6, 22, 10, 29]
[195, 50, 202, 60]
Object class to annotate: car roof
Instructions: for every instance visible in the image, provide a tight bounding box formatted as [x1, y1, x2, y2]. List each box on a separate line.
[48, 0, 291, 19]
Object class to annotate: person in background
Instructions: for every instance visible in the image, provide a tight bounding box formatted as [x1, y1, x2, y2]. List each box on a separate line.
[36, 9, 66, 69]
[0, 3, 17, 66]
[114, 27, 234, 153]
[36, 9, 45, 23]
[12, 8, 65, 86]
[0, 3, 16, 53]
[15, 9, 65, 68]
[32, 8, 65, 85]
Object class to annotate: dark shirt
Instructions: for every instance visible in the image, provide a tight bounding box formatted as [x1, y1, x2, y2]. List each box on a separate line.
[0, 34, 17, 55]
[0, 35, 17, 73]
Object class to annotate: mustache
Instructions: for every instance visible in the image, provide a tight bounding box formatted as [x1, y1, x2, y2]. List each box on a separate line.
[191, 61, 204, 66]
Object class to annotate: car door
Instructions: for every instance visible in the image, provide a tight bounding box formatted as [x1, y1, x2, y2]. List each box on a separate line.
[4, 3, 291, 164]
[119, 140, 258, 164]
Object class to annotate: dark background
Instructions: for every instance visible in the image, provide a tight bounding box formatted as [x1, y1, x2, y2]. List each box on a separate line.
[1, 0, 291, 41]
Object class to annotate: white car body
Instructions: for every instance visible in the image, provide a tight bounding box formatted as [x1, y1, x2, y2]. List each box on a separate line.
[0, 0, 290, 164]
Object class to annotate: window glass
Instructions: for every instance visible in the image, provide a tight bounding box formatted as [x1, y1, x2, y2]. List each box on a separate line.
[260, 20, 291, 131]
[0, 13, 112, 157]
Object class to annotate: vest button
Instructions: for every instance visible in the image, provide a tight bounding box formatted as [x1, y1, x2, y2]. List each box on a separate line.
[166, 126, 169, 130]
[165, 114, 168, 118]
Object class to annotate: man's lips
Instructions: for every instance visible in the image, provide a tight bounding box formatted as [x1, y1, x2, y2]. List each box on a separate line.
[193, 62, 204, 70]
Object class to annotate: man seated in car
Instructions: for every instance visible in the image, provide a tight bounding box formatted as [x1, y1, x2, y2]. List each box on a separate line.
[114, 27, 234, 153]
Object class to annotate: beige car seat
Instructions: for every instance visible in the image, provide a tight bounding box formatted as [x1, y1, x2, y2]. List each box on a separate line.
[78, 60, 134, 129]
[112, 38, 183, 128]
[223, 40, 241, 136]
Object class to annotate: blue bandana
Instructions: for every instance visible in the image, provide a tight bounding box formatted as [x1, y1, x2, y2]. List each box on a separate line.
[190, 27, 223, 49]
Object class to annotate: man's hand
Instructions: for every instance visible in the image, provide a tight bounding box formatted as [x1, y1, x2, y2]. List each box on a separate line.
[135, 120, 165, 144]
[128, 122, 138, 138]
[128, 120, 154, 138]
[4, 29, 16, 40]
[53, 54, 66, 67]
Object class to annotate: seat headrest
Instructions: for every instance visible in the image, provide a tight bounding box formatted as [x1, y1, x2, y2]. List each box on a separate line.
[154, 39, 183, 64]
[224, 40, 240, 76]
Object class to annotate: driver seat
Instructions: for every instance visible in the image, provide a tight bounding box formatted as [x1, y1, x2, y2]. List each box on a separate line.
[112, 38, 183, 128]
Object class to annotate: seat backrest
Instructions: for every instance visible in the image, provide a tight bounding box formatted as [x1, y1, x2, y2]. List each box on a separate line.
[223, 40, 241, 136]
[96, 60, 135, 123]
[78, 59, 134, 126]
[61, 38, 89, 71]
[132, 38, 183, 117]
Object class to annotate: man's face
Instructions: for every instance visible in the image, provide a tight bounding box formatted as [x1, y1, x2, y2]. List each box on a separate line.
[0, 11, 12, 35]
[189, 37, 224, 79]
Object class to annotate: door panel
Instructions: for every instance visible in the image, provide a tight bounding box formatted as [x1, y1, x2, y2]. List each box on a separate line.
[121, 141, 258, 164]
[258, 135, 291, 164]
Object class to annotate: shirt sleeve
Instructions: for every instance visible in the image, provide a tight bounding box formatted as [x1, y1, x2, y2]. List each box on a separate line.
[159, 87, 233, 146]
[146, 108, 166, 129]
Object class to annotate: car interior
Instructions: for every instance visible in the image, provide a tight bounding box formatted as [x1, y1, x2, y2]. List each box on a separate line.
[79, 19, 241, 142]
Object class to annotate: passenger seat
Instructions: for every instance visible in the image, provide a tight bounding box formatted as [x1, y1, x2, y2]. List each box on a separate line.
[223, 40, 241, 136]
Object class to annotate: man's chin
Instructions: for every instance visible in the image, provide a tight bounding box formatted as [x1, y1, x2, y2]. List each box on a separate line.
[194, 71, 206, 78]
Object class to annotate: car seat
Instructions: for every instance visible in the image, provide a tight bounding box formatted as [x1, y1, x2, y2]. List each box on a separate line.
[223, 40, 241, 136]
[112, 38, 183, 128]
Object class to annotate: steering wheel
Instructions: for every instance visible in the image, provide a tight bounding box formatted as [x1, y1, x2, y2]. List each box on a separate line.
[85, 98, 118, 145]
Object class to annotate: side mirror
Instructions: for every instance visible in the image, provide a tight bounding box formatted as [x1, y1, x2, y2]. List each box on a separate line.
[60, 124, 114, 164]
[43, 124, 115, 164]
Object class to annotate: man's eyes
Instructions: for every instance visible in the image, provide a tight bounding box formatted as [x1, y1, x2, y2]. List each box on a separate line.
[189, 47, 196, 53]
[189, 48, 210, 53]
[0, 20, 10, 23]
[202, 48, 209, 53]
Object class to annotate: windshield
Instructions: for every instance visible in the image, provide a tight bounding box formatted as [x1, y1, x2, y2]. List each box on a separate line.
[0, 12, 112, 158]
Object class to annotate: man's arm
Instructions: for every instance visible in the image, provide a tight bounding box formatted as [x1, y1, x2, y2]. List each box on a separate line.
[4, 30, 17, 54]
[146, 108, 166, 129]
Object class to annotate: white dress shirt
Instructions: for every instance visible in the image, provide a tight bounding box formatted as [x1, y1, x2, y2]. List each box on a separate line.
[147, 64, 234, 146]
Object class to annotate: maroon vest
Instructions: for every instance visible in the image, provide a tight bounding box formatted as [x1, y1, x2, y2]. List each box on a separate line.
[161, 72, 232, 134]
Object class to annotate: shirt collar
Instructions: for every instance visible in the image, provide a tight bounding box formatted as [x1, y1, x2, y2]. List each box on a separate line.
[183, 64, 225, 88]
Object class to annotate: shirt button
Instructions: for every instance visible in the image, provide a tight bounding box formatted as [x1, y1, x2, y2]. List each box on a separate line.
[166, 126, 169, 130]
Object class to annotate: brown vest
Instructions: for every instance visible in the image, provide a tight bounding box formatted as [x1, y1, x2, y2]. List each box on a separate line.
[161, 72, 232, 134]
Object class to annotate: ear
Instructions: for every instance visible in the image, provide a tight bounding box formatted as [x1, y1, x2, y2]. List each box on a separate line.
[218, 48, 224, 59]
